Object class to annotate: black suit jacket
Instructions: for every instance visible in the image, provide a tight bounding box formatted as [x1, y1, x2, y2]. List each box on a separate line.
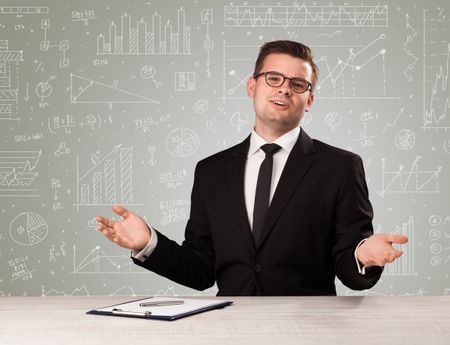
[133, 128, 382, 296]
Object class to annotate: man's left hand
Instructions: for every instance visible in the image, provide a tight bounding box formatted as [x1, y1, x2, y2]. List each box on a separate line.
[356, 233, 409, 268]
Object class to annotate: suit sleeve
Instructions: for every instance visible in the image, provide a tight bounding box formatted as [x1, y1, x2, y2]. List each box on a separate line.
[332, 155, 383, 290]
[132, 163, 216, 291]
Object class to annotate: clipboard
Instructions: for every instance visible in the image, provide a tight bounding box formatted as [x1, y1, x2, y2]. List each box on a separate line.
[86, 296, 233, 321]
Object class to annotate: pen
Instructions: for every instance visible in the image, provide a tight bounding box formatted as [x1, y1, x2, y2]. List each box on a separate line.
[112, 308, 152, 316]
[139, 300, 184, 307]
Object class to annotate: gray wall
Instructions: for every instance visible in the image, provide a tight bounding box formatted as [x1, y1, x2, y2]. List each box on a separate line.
[1, 0, 449, 297]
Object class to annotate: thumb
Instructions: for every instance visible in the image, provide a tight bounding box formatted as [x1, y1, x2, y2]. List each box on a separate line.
[112, 204, 130, 219]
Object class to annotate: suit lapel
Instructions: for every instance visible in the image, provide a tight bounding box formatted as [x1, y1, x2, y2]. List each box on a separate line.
[226, 135, 255, 252]
[256, 128, 316, 249]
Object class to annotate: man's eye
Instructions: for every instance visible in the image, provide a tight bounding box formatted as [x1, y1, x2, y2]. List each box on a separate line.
[268, 76, 282, 82]
[292, 80, 307, 88]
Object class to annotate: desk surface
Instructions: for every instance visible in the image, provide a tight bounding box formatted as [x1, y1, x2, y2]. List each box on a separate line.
[1, 296, 449, 345]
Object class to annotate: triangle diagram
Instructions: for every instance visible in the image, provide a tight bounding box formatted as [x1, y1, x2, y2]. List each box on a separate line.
[70, 73, 159, 104]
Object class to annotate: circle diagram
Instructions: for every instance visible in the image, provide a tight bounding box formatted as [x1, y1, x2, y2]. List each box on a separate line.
[36, 81, 53, 99]
[10, 212, 48, 246]
[428, 215, 442, 226]
[231, 111, 249, 130]
[140, 65, 156, 79]
[194, 99, 209, 114]
[395, 130, 415, 150]
[324, 112, 342, 131]
[165, 127, 200, 158]
[429, 229, 441, 241]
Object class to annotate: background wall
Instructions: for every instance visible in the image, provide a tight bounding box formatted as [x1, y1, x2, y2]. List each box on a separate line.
[1, 0, 449, 297]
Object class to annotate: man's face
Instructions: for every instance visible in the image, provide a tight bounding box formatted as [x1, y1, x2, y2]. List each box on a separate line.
[247, 53, 314, 134]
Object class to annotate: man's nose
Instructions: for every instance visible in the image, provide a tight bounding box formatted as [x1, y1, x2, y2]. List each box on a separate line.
[277, 79, 292, 96]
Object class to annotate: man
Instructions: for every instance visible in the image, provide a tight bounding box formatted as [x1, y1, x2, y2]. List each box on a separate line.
[96, 40, 408, 296]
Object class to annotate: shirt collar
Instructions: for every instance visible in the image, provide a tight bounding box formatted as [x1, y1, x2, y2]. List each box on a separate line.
[247, 127, 300, 158]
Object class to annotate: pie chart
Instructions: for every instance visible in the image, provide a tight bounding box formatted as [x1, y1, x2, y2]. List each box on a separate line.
[166, 127, 200, 158]
[9, 212, 48, 246]
[395, 130, 415, 150]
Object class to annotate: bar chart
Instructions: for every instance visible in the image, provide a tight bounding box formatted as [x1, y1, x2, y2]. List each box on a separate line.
[385, 216, 416, 276]
[96, 7, 191, 55]
[76, 145, 133, 208]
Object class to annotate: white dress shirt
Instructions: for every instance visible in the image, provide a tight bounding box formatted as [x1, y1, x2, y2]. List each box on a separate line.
[132, 127, 367, 274]
[244, 127, 299, 229]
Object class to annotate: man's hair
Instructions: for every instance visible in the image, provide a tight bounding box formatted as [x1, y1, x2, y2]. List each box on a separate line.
[253, 40, 319, 92]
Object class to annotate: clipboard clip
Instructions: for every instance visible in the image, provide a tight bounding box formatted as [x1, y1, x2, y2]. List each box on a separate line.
[112, 308, 152, 317]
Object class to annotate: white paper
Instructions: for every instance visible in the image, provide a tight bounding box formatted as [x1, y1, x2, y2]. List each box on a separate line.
[97, 297, 231, 317]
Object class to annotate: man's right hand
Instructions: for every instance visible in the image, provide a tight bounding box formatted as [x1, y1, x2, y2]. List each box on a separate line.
[95, 205, 151, 250]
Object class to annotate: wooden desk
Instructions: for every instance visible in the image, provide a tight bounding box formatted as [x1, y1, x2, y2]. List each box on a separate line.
[0, 296, 449, 344]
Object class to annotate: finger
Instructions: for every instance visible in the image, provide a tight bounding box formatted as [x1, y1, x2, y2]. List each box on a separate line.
[375, 252, 393, 266]
[99, 226, 116, 240]
[385, 250, 403, 263]
[99, 227, 111, 240]
[377, 257, 388, 266]
[96, 224, 112, 233]
[386, 256, 395, 264]
[381, 254, 394, 265]
[384, 234, 408, 244]
[103, 230, 111, 239]
[96, 215, 114, 228]
[112, 204, 130, 219]
[106, 231, 118, 243]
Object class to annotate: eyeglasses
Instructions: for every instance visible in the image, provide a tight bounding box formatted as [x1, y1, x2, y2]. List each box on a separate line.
[254, 71, 312, 94]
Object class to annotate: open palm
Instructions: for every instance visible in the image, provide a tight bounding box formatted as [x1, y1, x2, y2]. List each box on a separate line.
[95, 205, 151, 250]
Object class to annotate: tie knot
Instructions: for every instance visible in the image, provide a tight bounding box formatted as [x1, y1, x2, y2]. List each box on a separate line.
[261, 143, 281, 155]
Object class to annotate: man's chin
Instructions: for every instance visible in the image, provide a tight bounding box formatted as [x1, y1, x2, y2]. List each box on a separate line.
[266, 118, 300, 132]
[269, 114, 300, 126]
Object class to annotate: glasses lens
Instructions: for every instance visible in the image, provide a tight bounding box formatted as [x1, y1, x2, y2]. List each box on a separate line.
[290, 78, 309, 93]
[265, 72, 284, 87]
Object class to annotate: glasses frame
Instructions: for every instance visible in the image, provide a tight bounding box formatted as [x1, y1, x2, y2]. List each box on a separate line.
[254, 71, 312, 94]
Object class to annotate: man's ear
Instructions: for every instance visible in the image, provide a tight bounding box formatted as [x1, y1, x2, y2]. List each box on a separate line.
[247, 77, 255, 98]
[305, 93, 314, 112]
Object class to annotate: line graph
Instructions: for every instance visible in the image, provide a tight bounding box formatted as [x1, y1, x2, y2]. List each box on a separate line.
[378, 156, 442, 198]
[222, 36, 399, 101]
[0, 6, 48, 14]
[222, 40, 257, 102]
[422, 9, 450, 130]
[224, 4, 388, 28]
[41, 285, 90, 296]
[0, 150, 41, 197]
[109, 285, 137, 296]
[73, 245, 143, 274]
[403, 13, 418, 81]
[315, 35, 399, 100]
[383, 108, 404, 135]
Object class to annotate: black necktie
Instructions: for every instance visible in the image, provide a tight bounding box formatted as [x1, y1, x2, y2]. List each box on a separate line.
[252, 143, 281, 245]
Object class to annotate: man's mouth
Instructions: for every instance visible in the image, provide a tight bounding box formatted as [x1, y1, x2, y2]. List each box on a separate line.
[270, 100, 288, 107]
